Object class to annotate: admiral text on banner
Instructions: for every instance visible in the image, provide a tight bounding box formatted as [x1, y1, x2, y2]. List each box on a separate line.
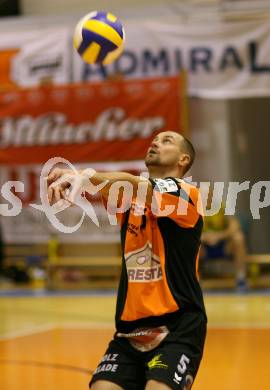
[73, 20, 270, 98]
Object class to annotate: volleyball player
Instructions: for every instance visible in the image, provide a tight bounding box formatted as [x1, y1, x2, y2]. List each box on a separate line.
[48, 131, 207, 390]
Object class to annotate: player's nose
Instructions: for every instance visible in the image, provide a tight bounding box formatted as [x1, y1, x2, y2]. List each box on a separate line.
[150, 139, 159, 149]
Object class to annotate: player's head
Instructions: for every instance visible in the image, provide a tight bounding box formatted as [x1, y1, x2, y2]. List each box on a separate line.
[145, 131, 195, 177]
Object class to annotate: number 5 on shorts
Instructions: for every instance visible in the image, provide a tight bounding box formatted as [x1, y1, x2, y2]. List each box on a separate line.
[177, 354, 190, 374]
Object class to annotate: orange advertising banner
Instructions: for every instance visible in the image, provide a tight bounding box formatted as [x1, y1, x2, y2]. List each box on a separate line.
[0, 75, 185, 165]
[0, 48, 20, 89]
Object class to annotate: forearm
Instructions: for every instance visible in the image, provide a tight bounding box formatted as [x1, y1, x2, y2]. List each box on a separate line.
[81, 169, 152, 203]
[87, 171, 141, 187]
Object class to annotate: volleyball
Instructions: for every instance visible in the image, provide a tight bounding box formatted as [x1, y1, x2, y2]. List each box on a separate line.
[73, 11, 125, 65]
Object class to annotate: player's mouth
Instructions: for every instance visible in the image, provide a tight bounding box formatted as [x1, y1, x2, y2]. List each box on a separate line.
[148, 148, 158, 155]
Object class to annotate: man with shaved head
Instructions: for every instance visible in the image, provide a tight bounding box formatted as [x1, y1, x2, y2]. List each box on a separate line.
[48, 131, 206, 390]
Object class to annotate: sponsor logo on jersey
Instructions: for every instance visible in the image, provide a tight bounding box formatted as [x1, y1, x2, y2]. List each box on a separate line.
[173, 372, 183, 385]
[153, 178, 178, 193]
[147, 354, 168, 369]
[125, 241, 162, 282]
[173, 354, 193, 387]
[94, 353, 119, 375]
[127, 266, 162, 281]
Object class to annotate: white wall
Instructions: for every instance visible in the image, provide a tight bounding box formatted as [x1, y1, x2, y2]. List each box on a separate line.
[21, 0, 177, 19]
[190, 98, 231, 183]
[0, 0, 181, 33]
[228, 97, 270, 252]
[20, 0, 270, 21]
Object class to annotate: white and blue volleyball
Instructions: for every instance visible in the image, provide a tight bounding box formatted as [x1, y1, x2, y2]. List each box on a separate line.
[73, 11, 125, 65]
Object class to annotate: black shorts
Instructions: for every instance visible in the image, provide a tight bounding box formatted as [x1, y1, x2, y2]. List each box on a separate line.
[89, 311, 207, 390]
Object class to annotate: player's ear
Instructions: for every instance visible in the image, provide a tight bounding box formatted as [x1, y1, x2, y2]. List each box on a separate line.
[178, 153, 190, 171]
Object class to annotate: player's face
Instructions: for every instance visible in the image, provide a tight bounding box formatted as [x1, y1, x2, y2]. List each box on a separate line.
[145, 131, 183, 168]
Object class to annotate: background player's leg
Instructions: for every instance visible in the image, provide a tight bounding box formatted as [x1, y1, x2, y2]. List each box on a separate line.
[91, 380, 124, 390]
[230, 230, 248, 289]
[145, 380, 171, 389]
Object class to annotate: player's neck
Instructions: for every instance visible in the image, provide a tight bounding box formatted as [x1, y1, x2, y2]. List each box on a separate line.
[148, 166, 183, 179]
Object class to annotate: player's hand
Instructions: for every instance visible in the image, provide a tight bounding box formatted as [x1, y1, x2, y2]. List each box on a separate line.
[47, 168, 74, 205]
[47, 169, 92, 206]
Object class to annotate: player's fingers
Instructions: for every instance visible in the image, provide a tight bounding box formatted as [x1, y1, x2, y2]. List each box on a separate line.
[67, 178, 82, 204]
[54, 187, 62, 203]
[48, 185, 54, 204]
[49, 185, 59, 205]
[47, 173, 54, 186]
[61, 189, 73, 205]
[47, 169, 61, 187]
[47, 169, 71, 187]
[50, 174, 74, 191]
[48, 183, 65, 205]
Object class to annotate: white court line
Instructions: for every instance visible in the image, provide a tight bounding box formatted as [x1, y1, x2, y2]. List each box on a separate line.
[0, 322, 114, 341]
[0, 323, 57, 341]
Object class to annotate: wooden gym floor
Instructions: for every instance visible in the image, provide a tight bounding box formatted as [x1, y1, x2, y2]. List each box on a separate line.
[0, 292, 270, 390]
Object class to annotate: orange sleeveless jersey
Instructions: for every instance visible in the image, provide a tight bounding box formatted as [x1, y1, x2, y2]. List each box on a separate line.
[106, 177, 206, 333]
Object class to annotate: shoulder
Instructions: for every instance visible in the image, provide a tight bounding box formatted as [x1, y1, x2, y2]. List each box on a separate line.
[176, 178, 200, 202]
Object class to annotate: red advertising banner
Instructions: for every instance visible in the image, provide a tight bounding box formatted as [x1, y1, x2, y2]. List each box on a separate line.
[0, 75, 185, 165]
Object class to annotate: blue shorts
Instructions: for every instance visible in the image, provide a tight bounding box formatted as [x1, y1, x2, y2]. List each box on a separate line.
[203, 240, 226, 259]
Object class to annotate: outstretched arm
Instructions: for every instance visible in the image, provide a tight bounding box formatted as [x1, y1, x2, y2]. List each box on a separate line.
[47, 170, 201, 228]
[47, 168, 152, 206]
